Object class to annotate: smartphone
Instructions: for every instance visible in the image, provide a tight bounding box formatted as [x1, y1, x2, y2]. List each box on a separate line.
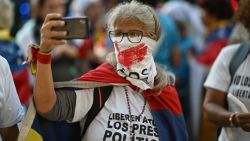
[51, 17, 89, 40]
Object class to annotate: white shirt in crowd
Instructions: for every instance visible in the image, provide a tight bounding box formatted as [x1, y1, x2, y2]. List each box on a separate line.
[204, 43, 250, 141]
[0, 56, 24, 140]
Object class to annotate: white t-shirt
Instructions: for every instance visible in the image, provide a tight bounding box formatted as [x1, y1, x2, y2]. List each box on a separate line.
[204, 43, 250, 141]
[72, 86, 159, 141]
[0, 56, 24, 139]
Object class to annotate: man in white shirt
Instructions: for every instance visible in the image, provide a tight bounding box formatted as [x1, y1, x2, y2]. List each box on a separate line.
[0, 56, 24, 141]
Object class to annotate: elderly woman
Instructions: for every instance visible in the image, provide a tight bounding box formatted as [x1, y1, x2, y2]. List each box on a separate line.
[33, 1, 188, 141]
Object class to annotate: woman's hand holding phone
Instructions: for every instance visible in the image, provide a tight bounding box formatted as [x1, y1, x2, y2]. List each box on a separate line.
[40, 13, 67, 53]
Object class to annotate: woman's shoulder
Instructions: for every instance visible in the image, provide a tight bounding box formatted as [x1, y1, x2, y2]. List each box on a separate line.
[215, 43, 244, 64]
[221, 43, 242, 55]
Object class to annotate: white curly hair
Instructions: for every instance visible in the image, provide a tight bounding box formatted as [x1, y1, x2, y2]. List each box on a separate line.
[107, 0, 161, 41]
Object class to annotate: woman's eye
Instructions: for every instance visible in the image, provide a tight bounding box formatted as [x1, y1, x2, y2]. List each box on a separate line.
[129, 32, 136, 37]
[128, 31, 141, 37]
[114, 32, 123, 37]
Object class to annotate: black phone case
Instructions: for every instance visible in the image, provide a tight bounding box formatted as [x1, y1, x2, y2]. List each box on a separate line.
[52, 17, 89, 40]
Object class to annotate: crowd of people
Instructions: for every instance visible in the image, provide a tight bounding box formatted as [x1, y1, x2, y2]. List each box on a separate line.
[0, 0, 250, 140]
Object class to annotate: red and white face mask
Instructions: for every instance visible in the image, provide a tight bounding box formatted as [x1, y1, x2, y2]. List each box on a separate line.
[114, 37, 157, 90]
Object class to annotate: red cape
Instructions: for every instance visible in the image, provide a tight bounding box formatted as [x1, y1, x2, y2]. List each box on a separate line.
[77, 62, 183, 115]
[77, 63, 128, 84]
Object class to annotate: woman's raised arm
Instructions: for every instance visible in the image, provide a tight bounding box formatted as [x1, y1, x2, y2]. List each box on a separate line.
[34, 13, 67, 114]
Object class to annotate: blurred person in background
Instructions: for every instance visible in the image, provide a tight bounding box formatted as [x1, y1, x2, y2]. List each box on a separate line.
[203, 0, 250, 140]
[70, 0, 108, 68]
[32, 1, 188, 140]
[0, 0, 30, 106]
[0, 56, 24, 141]
[16, 0, 65, 58]
[70, 0, 103, 25]
[192, 0, 235, 140]
[161, 0, 205, 54]
[160, 1, 202, 139]
[16, 0, 87, 82]
[196, 0, 234, 70]
[161, 0, 206, 140]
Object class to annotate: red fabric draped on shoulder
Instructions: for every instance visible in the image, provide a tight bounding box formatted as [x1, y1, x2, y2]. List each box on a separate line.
[77, 63, 128, 84]
[77, 62, 183, 116]
[143, 85, 183, 115]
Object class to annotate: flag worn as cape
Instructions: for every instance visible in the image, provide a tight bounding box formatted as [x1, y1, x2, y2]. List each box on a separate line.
[77, 62, 188, 141]
[0, 38, 30, 104]
[21, 63, 188, 141]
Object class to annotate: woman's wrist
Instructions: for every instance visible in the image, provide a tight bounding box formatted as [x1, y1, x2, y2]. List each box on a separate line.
[229, 112, 238, 127]
[37, 51, 52, 64]
[39, 48, 52, 54]
[31, 47, 52, 64]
